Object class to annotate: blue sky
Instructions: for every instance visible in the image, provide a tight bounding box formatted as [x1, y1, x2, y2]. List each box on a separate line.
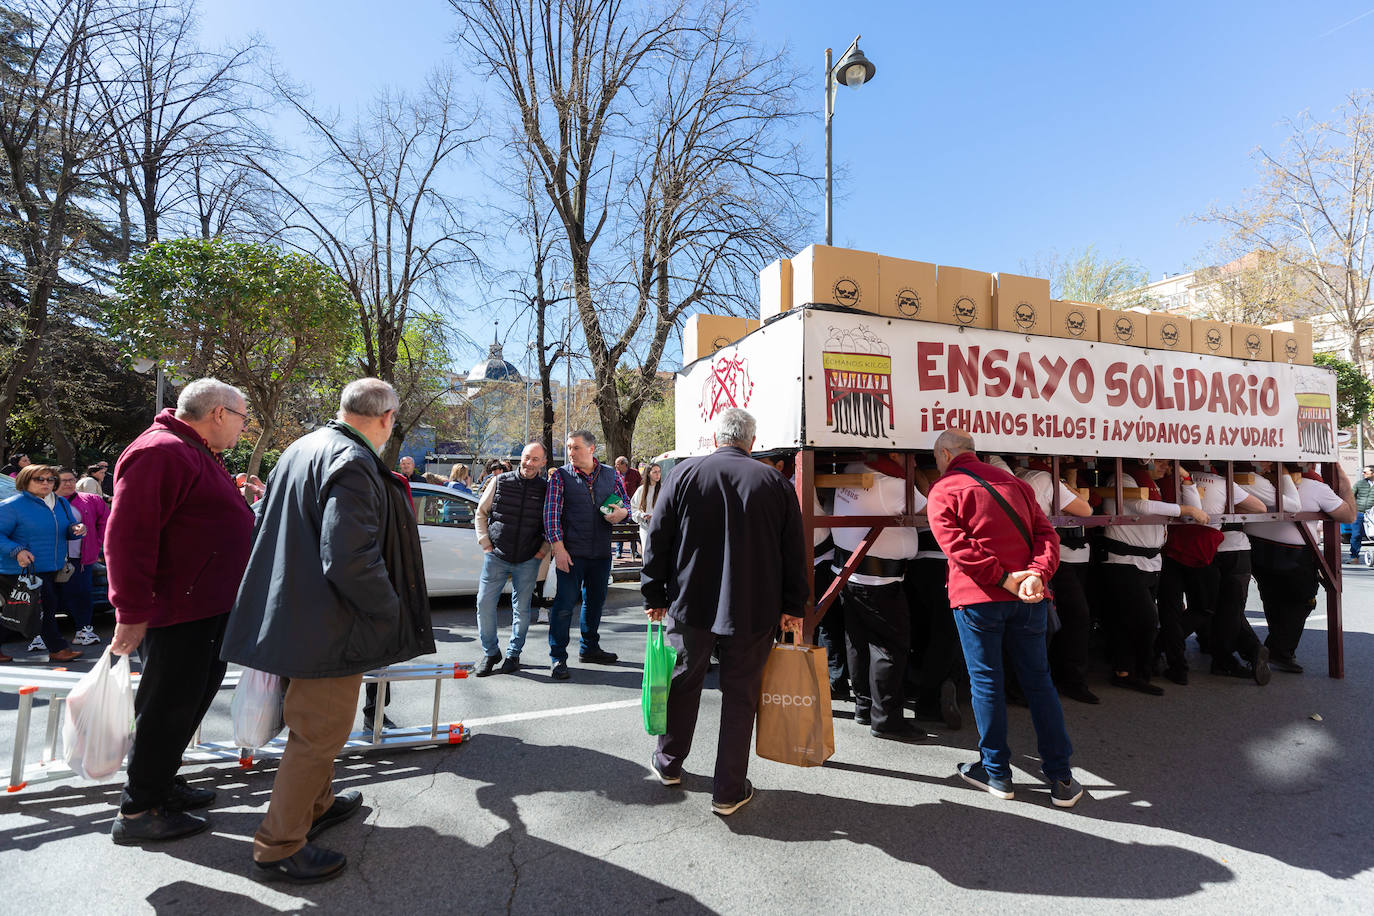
[199, 0, 1374, 366]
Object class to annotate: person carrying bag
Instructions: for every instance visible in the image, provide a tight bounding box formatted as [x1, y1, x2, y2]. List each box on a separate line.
[755, 636, 835, 767]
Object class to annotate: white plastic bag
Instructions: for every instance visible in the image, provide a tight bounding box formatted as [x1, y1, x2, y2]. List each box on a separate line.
[231, 668, 285, 749]
[62, 648, 135, 780]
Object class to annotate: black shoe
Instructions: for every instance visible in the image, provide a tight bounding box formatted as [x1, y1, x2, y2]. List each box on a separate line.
[1252, 646, 1272, 686]
[854, 709, 871, 726]
[252, 843, 347, 884]
[362, 715, 397, 733]
[111, 809, 210, 845]
[1209, 659, 1252, 679]
[830, 682, 852, 702]
[475, 654, 501, 677]
[1110, 673, 1164, 696]
[1058, 683, 1101, 705]
[1269, 654, 1303, 674]
[500, 654, 520, 674]
[307, 790, 363, 840]
[870, 724, 925, 743]
[579, 649, 619, 664]
[551, 661, 570, 680]
[163, 776, 216, 812]
[1164, 665, 1189, 686]
[939, 680, 962, 730]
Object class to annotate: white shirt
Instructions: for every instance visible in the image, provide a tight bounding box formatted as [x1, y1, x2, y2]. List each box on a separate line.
[832, 462, 923, 585]
[1242, 474, 1304, 545]
[1245, 475, 1344, 546]
[1100, 472, 1193, 572]
[1185, 471, 1252, 553]
[1015, 467, 1090, 563]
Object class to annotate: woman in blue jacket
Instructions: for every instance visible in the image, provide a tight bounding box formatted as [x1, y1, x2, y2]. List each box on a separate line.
[0, 464, 85, 661]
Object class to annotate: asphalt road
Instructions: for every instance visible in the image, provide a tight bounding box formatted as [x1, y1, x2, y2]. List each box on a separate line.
[2, 568, 1372, 914]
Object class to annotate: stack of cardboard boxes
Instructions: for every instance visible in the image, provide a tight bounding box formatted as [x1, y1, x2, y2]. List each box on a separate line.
[680, 244, 1318, 366]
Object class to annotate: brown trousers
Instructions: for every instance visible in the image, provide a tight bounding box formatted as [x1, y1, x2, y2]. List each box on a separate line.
[253, 673, 364, 863]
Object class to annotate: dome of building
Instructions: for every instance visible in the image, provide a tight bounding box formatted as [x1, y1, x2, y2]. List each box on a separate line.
[467, 331, 522, 383]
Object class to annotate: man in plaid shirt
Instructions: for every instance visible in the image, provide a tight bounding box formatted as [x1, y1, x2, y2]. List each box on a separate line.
[543, 429, 630, 680]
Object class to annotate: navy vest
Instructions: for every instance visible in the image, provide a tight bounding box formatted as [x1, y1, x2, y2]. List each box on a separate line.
[557, 462, 615, 559]
[488, 471, 548, 563]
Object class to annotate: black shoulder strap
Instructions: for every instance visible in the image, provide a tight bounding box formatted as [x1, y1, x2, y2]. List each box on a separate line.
[950, 467, 1033, 550]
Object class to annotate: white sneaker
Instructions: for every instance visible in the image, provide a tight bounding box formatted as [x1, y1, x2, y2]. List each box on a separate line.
[72, 626, 100, 646]
[27, 636, 47, 652]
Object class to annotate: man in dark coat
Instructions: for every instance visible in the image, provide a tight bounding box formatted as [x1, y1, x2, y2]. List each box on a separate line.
[642, 408, 807, 816]
[222, 378, 435, 884]
[108, 378, 261, 846]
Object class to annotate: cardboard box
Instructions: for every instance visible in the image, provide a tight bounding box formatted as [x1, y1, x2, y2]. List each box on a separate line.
[1191, 319, 1232, 357]
[682, 315, 758, 364]
[876, 255, 936, 320]
[1231, 323, 1273, 361]
[934, 265, 993, 328]
[993, 273, 1052, 334]
[1050, 301, 1099, 341]
[1147, 312, 1192, 352]
[1099, 307, 1147, 347]
[791, 244, 878, 311]
[1265, 320, 1314, 365]
[759, 259, 793, 322]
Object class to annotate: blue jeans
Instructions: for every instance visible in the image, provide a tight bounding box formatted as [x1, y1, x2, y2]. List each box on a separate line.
[56, 563, 94, 630]
[475, 552, 541, 658]
[547, 556, 612, 662]
[953, 599, 1073, 783]
[1351, 511, 1365, 560]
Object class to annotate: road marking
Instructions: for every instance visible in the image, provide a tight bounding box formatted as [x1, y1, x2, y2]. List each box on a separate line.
[463, 698, 640, 728]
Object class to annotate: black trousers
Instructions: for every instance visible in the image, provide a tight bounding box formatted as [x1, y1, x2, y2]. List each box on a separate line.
[1094, 563, 1160, 679]
[121, 613, 229, 814]
[842, 580, 911, 731]
[1048, 562, 1091, 689]
[654, 617, 774, 804]
[813, 562, 848, 689]
[1156, 557, 1217, 669]
[903, 558, 961, 710]
[363, 682, 391, 720]
[1250, 538, 1319, 660]
[1212, 549, 1261, 662]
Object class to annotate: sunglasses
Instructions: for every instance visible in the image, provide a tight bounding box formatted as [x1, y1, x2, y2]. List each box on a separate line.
[32, 476, 56, 484]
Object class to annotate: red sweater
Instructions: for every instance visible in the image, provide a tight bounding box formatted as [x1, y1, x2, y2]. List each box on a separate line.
[106, 410, 255, 627]
[927, 451, 1060, 607]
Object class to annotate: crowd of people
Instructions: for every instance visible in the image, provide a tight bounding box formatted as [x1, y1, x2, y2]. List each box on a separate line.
[0, 378, 1358, 881]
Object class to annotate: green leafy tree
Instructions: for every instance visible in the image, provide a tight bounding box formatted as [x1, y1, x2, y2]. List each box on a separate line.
[1314, 353, 1374, 429]
[111, 238, 357, 476]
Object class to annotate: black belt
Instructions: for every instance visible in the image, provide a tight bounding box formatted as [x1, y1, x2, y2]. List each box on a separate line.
[832, 547, 909, 579]
[1057, 527, 1088, 550]
[1221, 523, 1245, 532]
[1100, 536, 1161, 559]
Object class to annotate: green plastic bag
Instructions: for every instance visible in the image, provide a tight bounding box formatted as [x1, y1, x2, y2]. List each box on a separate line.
[642, 622, 677, 735]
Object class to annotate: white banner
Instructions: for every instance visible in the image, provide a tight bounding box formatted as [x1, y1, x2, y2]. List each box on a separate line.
[675, 315, 805, 455]
[798, 309, 1338, 461]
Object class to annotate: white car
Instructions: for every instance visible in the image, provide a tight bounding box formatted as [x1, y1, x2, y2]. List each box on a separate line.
[410, 482, 552, 597]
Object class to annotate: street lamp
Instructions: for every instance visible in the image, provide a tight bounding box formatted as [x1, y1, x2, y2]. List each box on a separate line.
[824, 36, 877, 246]
[131, 357, 166, 421]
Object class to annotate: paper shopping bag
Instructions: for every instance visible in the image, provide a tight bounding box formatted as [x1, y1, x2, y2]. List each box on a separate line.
[755, 641, 834, 767]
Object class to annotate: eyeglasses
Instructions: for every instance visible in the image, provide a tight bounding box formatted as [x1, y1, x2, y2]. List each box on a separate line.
[32, 476, 56, 484]
[222, 406, 250, 422]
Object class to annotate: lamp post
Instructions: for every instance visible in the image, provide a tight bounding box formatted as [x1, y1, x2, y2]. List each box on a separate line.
[131, 357, 165, 421]
[824, 36, 877, 246]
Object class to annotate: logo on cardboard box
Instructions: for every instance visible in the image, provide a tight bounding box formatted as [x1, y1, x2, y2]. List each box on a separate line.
[1160, 322, 1182, 348]
[1112, 315, 1137, 342]
[833, 276, 861, 307]
[1244, 333, 1262, 357]
[1204, 327, 1224, 351]
[953, 296, 978, 326]
[1013, 302, 1037, 330]
[896, 288, 921, 317]
[1064, 309, 1088, 338]
[1284, 338, 1299, 361]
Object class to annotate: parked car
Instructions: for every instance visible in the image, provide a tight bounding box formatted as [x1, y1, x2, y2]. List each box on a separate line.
[408, 482, 553, 598]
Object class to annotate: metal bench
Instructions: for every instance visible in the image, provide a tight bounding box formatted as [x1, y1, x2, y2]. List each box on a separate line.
[0, 660, 473, 793]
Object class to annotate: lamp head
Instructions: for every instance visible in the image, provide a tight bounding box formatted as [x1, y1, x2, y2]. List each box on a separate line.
[835, 45, 876, 89]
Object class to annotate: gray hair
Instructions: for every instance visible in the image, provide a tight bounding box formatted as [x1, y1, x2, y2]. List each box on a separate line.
[339, 378, 399, 418]
[714, 408, 756, 449]
[933, 429, 975, 456]
[569, 429, 597, 448]
[176, 378, 246, 421]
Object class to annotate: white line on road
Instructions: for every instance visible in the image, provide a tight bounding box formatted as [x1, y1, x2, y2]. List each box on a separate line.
[463, 698, 640, 728]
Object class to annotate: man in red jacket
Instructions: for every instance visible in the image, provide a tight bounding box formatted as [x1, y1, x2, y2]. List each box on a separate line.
[927, 430, 1082, 809]
[107, 379, 262, 845]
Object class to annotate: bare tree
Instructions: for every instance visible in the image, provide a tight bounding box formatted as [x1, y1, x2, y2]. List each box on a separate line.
[253, 66, 484, 462]
[1023, 245, 1150, 304]
[452, 0, 810, 458]
[1205, 91, 1374, 370]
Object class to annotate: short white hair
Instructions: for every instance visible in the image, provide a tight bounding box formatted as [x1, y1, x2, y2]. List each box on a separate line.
[714, 408, 756, 449]
[176, 378, 245, 420]
[339, 378, 399, 418]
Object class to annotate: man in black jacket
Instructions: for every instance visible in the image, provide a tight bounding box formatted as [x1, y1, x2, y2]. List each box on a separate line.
[642, 408, 807, 816]
[473, 441, 549, 675]
[222, 378, 435, 884]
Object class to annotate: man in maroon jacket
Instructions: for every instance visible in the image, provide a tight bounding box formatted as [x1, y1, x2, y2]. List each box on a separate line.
[107, 379, 262, 845]
[927, 430, 1082, 809]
